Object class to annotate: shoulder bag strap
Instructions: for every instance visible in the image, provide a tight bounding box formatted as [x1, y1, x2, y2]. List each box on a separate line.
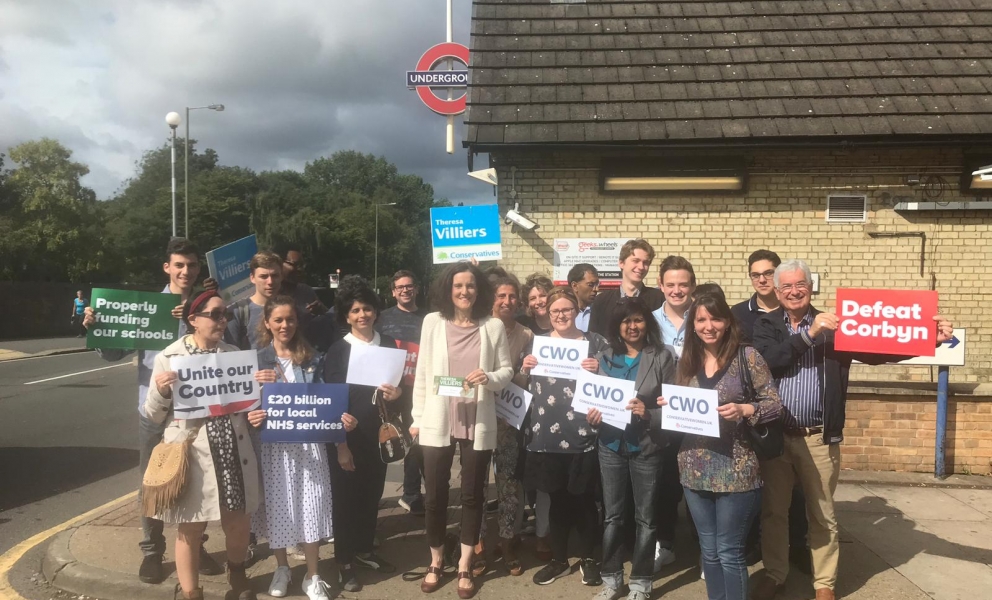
[738, 345, 755, 403]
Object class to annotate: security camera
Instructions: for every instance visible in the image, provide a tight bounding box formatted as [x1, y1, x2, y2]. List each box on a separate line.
[505, 204, 538, 231]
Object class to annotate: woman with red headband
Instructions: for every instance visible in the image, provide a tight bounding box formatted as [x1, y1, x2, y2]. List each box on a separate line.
[145, 290, 263, 600]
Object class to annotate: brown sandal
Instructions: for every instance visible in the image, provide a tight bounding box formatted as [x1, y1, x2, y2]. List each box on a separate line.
[420, 565, 444, 594]
[457, 571, 476, 599]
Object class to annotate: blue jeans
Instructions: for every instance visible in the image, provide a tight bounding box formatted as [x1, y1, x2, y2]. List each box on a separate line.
[599, 444, 660, 594]
[683, 487, 762, 600]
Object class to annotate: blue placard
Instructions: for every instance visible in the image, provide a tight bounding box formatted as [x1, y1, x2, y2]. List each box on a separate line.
[429, 204, 503, 264]
[261, 383, 348, 443]
[206, 235, 258, 303]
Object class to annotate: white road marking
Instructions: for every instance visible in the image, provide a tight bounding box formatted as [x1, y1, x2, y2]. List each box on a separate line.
[23, 363, 131, 385]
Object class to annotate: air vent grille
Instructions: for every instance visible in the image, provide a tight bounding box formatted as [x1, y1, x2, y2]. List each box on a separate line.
[826, 195, 867, 223]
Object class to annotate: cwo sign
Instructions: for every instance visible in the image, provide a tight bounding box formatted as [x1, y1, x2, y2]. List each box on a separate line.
[661, 385, 720, 438]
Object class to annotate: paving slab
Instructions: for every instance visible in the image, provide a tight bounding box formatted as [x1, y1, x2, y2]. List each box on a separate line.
[860, 484, 989, 522]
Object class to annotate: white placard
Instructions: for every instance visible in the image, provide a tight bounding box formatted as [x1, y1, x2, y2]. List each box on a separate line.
[171, 350, 261, 419]
[495, 381, 532, 429]
[531, 336, 590, 379]
[572, 371, 634, 430]
[346, 344, 407, 387]
[660, 384, 721, 438]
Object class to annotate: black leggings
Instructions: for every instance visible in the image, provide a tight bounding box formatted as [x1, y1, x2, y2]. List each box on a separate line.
[549, 488, 598, 563]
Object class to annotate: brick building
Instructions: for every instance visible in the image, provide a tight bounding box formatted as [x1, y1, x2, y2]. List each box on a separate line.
[463, 0, 992, 474]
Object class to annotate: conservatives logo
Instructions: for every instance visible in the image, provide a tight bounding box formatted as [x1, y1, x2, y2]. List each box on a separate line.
[437, 252, 449, 261]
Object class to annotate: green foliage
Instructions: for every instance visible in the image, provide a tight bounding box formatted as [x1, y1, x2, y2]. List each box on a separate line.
[1, 139, 444, 294]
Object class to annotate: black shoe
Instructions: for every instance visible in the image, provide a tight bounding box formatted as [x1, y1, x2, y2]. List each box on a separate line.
[580, 558, 602, 586]
[339, 565, 362, 592]
[398, 496, 426, 516]
[355, 551, 396, 573]
[485, 499, 499, 514]
[138, 554, 165, 584]
[199, 545, 224, 576]
[532, 560, 569, 585]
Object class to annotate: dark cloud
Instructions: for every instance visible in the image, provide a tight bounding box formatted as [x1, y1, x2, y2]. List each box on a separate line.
[0, 0, 490, 204]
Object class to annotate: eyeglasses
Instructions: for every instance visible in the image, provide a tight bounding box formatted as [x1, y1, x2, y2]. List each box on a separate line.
[393, 284, 415, 292]
[749, 269, 775, 281]
[195, 309, 233, 322]
[778, 282, 809, 293]
[549, 308, 576, 317]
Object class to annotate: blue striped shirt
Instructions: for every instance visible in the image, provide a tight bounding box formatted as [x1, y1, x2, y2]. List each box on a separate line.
[775, 310, 822, 428]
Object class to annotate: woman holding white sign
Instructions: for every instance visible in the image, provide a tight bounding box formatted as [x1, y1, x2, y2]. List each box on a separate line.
[249, 295, 358, 600]
[669, 291, 782, 600]
[323, 277, 402, 593]
[585, 298, 676, 600]
[411, 262, 513, 599]
[520, 287, 609, 587]
[145, 290, 260, 600]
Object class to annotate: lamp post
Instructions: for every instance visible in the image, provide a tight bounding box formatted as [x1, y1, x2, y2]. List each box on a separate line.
[165, 112, 182, 238]
[374, 202, 397, 294]
[184, 104, 225, 238]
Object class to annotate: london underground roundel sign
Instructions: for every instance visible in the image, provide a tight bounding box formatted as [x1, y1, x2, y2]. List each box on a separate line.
[406, 42, 470, 116]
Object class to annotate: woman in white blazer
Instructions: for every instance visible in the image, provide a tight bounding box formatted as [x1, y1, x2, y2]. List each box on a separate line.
[411, 262, 514, 599]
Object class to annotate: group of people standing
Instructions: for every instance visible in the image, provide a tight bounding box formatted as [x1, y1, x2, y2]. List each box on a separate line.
[84, 237, 953, 600]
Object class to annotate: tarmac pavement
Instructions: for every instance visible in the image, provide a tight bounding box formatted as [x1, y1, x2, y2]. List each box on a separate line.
[0, 337, 89, 362]
[32, 470, 992, 600]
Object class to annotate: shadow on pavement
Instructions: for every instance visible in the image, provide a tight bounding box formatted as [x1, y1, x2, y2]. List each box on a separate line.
[0, 446, 138, 511]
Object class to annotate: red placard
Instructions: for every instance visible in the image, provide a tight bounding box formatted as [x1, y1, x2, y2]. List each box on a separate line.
[395, 340, 420, 387]
[835, 289, 938, 356]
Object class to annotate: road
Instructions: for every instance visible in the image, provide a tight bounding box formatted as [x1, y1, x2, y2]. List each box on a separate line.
[0, 351, 138, 556]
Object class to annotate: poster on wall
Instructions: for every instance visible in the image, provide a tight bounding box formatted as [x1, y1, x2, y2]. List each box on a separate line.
[553, 239, 629, 288]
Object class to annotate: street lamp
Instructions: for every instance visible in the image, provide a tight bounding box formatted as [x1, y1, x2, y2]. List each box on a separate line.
[184, 104, 224, 237]
[165, 112, 182, 238]
[374, 202, 397, 294]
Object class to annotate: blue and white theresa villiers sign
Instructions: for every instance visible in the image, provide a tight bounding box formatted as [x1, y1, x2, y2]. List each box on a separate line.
[430, 204, 502, 264]
[206, 234, 258, 303]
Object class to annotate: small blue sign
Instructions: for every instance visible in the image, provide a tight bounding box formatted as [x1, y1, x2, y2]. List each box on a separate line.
[206, 235, 258, 304]
[261, 383, 349, 443]
[429, 204, 503, 264]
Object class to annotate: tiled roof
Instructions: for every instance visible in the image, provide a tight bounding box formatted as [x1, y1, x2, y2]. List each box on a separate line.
[464, 0, 992, 147]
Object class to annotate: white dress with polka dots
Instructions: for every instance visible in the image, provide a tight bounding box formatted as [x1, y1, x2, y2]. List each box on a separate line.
[252, 357, 334, 549]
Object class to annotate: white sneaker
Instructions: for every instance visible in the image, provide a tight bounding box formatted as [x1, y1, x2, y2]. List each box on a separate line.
[653, 544, 676, 573]
[303, 574, 331, 600]
[268, 565, 292, 598]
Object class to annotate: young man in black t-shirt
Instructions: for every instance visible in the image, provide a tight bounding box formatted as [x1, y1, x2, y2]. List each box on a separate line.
[374, 270, 427, 514]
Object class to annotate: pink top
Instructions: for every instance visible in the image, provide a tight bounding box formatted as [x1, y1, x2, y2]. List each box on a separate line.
[445, 320, 481, 441]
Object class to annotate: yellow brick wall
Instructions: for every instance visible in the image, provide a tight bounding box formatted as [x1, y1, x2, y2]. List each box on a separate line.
[490, 146, 991, 384]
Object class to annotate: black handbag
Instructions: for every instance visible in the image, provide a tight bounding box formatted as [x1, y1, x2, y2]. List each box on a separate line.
[737, 346, 785, 461]
[375, 389, 413, 464]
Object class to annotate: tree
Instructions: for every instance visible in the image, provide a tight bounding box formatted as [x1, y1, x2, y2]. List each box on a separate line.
[0, 139, 103, 281]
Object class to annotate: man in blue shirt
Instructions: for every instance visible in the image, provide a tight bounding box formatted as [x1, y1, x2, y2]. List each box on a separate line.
[71, 290, 88, 337]
[568, 263, 599, 333]
[83, 238, 223, 584]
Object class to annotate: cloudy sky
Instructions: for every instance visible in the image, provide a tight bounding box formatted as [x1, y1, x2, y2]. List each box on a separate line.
[0, 0, 490, 203]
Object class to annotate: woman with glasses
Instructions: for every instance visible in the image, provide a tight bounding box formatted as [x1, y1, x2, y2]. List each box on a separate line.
[249, 295, 358, 600]
[666, 291, 782, 600]
[323, 277, 403, 592]
[521, 287, 610, 587]
[519, 274, 553, 335]
[145, 290, 262, 600]
[585, 298, 676, 600]
[410, 262, 514, 599]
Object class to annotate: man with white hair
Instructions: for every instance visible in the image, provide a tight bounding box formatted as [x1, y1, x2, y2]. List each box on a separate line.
[750, 259, 953, 600]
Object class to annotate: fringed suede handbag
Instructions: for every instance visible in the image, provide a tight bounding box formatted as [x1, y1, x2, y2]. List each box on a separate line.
[141, 426, 199, 517]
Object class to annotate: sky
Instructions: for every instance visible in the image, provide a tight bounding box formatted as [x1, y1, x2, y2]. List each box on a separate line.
[0, 0, 491, 204]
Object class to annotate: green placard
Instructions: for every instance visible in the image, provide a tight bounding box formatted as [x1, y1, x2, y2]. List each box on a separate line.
[86, 288, 182, 351]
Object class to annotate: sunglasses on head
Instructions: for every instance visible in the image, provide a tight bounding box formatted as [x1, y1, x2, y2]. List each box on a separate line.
[195, 309, 233, 322]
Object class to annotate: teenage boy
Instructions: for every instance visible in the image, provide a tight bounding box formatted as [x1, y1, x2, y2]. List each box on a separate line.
[588, 239, 663, 336]
[375, 270, 427, 515]
[226, 251, 284, 350]
[568, 263, 600, 332]
[82, 238, 223, 584]
[651, 256, 696, 359]
[732, 249, 782, 342]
